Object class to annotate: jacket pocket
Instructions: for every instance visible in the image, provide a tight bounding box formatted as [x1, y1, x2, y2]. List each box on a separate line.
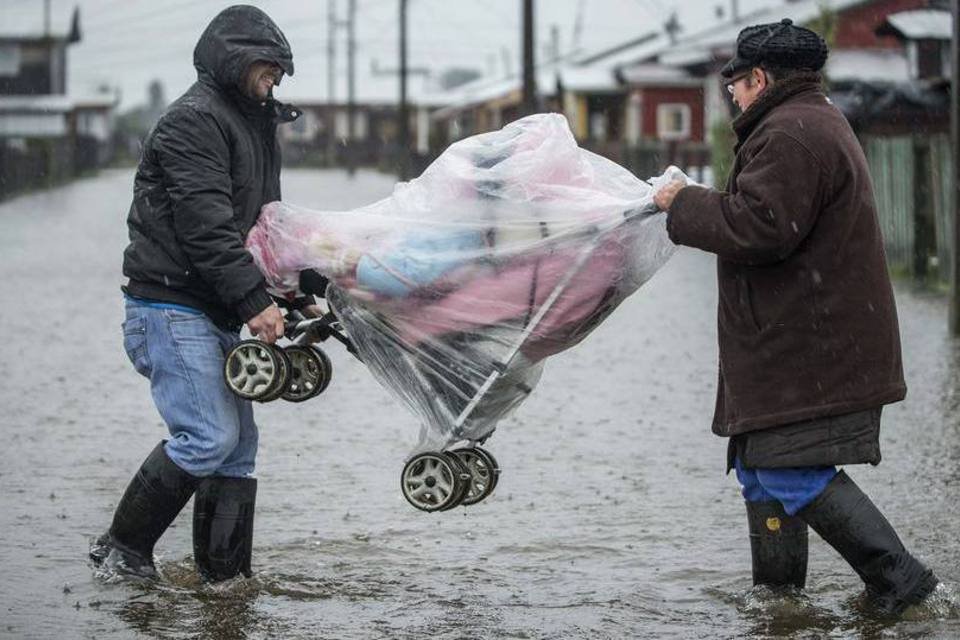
[122, 315, 151, 377]
[737, 274, 763, 333]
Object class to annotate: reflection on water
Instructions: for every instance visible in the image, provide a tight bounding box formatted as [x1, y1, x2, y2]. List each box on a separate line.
[106, 565, 291, 640]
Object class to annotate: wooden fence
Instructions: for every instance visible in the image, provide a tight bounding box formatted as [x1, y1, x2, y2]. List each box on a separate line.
[863, 134, 954, 283]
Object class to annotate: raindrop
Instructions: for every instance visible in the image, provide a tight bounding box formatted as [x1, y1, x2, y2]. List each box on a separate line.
[791, 221, 799, 233]
[811, 270, 822, 285]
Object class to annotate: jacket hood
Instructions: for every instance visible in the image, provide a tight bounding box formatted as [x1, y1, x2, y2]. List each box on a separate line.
[193, 5, 294, 94]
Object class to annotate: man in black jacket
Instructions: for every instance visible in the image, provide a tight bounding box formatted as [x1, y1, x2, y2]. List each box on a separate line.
[91, 5, 310, 582]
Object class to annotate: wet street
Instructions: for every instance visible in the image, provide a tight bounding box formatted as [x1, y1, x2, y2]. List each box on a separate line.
[1, 168, 958, 639]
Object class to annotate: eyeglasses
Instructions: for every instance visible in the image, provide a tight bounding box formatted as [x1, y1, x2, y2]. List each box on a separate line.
[725, 72, 752, 95]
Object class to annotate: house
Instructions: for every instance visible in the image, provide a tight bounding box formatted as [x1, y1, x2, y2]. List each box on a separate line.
[276, 71, 445, 172]
[838, 6, 954, 282]
[428, 67, 564, 150]
[425, 27, 704, 175]
[630, 0, 938, 130]
[0, 4, 118, 199]
[876, 7, 953, 81]
[279, 97, 444, 170]
[0, 6, 80, 140]
[72, 90, 120, 169]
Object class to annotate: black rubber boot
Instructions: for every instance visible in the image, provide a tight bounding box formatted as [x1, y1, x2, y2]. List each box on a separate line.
[746, 500, 808, 589]
[193, 476, 257, 582]
[91, 442, 200, 579]
[798, 471, 938, 615]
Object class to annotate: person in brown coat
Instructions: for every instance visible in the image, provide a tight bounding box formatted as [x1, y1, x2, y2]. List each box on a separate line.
[653, 18, 937, 614]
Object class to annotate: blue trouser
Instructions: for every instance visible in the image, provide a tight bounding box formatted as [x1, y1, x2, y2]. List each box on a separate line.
[734, 458, 837, 516]
[122, 298, 258, 477]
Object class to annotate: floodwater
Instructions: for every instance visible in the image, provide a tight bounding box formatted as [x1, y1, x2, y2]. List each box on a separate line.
[0, 168, 958, 639]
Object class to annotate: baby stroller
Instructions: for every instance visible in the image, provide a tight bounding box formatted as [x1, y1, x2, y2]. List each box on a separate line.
[228, 114, 679, 512]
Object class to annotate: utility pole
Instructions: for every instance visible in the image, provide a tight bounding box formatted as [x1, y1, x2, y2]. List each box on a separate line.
[572, 0, 584, 56]
[44, 0, 50, 38]
[950, 0, 960, 333]
[347, 0, 357, 176]
[731, 0, 740, 23]
[548, 24, 560, 63]
[521, 0, 537, 116]
[326, 0, 337, 167]
[398, 0, 410, 181]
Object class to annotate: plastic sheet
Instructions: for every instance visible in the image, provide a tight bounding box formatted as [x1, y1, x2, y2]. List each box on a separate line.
[247, 113, 680, 453]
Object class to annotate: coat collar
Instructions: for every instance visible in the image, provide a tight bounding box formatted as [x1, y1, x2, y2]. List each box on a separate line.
[732, 72, 825, 145]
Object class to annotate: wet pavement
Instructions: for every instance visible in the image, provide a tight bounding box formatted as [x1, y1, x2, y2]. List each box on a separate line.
[0, 168, 958, 639]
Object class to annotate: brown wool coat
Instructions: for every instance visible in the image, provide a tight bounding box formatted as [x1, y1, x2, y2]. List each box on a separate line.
[667, 74, 906, 437]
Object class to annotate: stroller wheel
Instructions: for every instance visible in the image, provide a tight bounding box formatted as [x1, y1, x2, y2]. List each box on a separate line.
[440, 452, 473, 510]
[310, 346, 333, 394]
[281, 346, 332, 402]
[451, 447, 499, 506]
[474, 447, 501, 493]
[224, 340, 282, 401]
[258, 345, 292, 403]
[400, 452, 469, 512]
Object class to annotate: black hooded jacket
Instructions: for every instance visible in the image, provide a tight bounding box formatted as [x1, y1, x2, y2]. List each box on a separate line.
[122, 5, 300, 330]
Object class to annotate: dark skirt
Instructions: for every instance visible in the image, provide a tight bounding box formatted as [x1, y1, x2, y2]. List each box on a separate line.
[727, 407, 882, 471]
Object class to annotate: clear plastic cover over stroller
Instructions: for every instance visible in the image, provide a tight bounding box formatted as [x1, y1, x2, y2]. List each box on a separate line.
[247, 114, 679, 492]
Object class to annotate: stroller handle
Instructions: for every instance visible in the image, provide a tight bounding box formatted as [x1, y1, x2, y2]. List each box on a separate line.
[283, 312, 363, 361]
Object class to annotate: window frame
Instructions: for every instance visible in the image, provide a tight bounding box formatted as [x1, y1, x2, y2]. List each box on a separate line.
[655, 102, 692, 141]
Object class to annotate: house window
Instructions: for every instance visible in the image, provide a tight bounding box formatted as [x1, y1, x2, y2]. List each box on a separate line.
[0, 45, 21, 76]
[656, 103, 691, 141]
[334, 110, 349, 139]
[589, 112, 608, 141]
[354, 111, 368, 139]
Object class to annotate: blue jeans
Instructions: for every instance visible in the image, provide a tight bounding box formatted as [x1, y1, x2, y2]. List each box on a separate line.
[734, 458, 837, 516]
[122, 299, 258, 477]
